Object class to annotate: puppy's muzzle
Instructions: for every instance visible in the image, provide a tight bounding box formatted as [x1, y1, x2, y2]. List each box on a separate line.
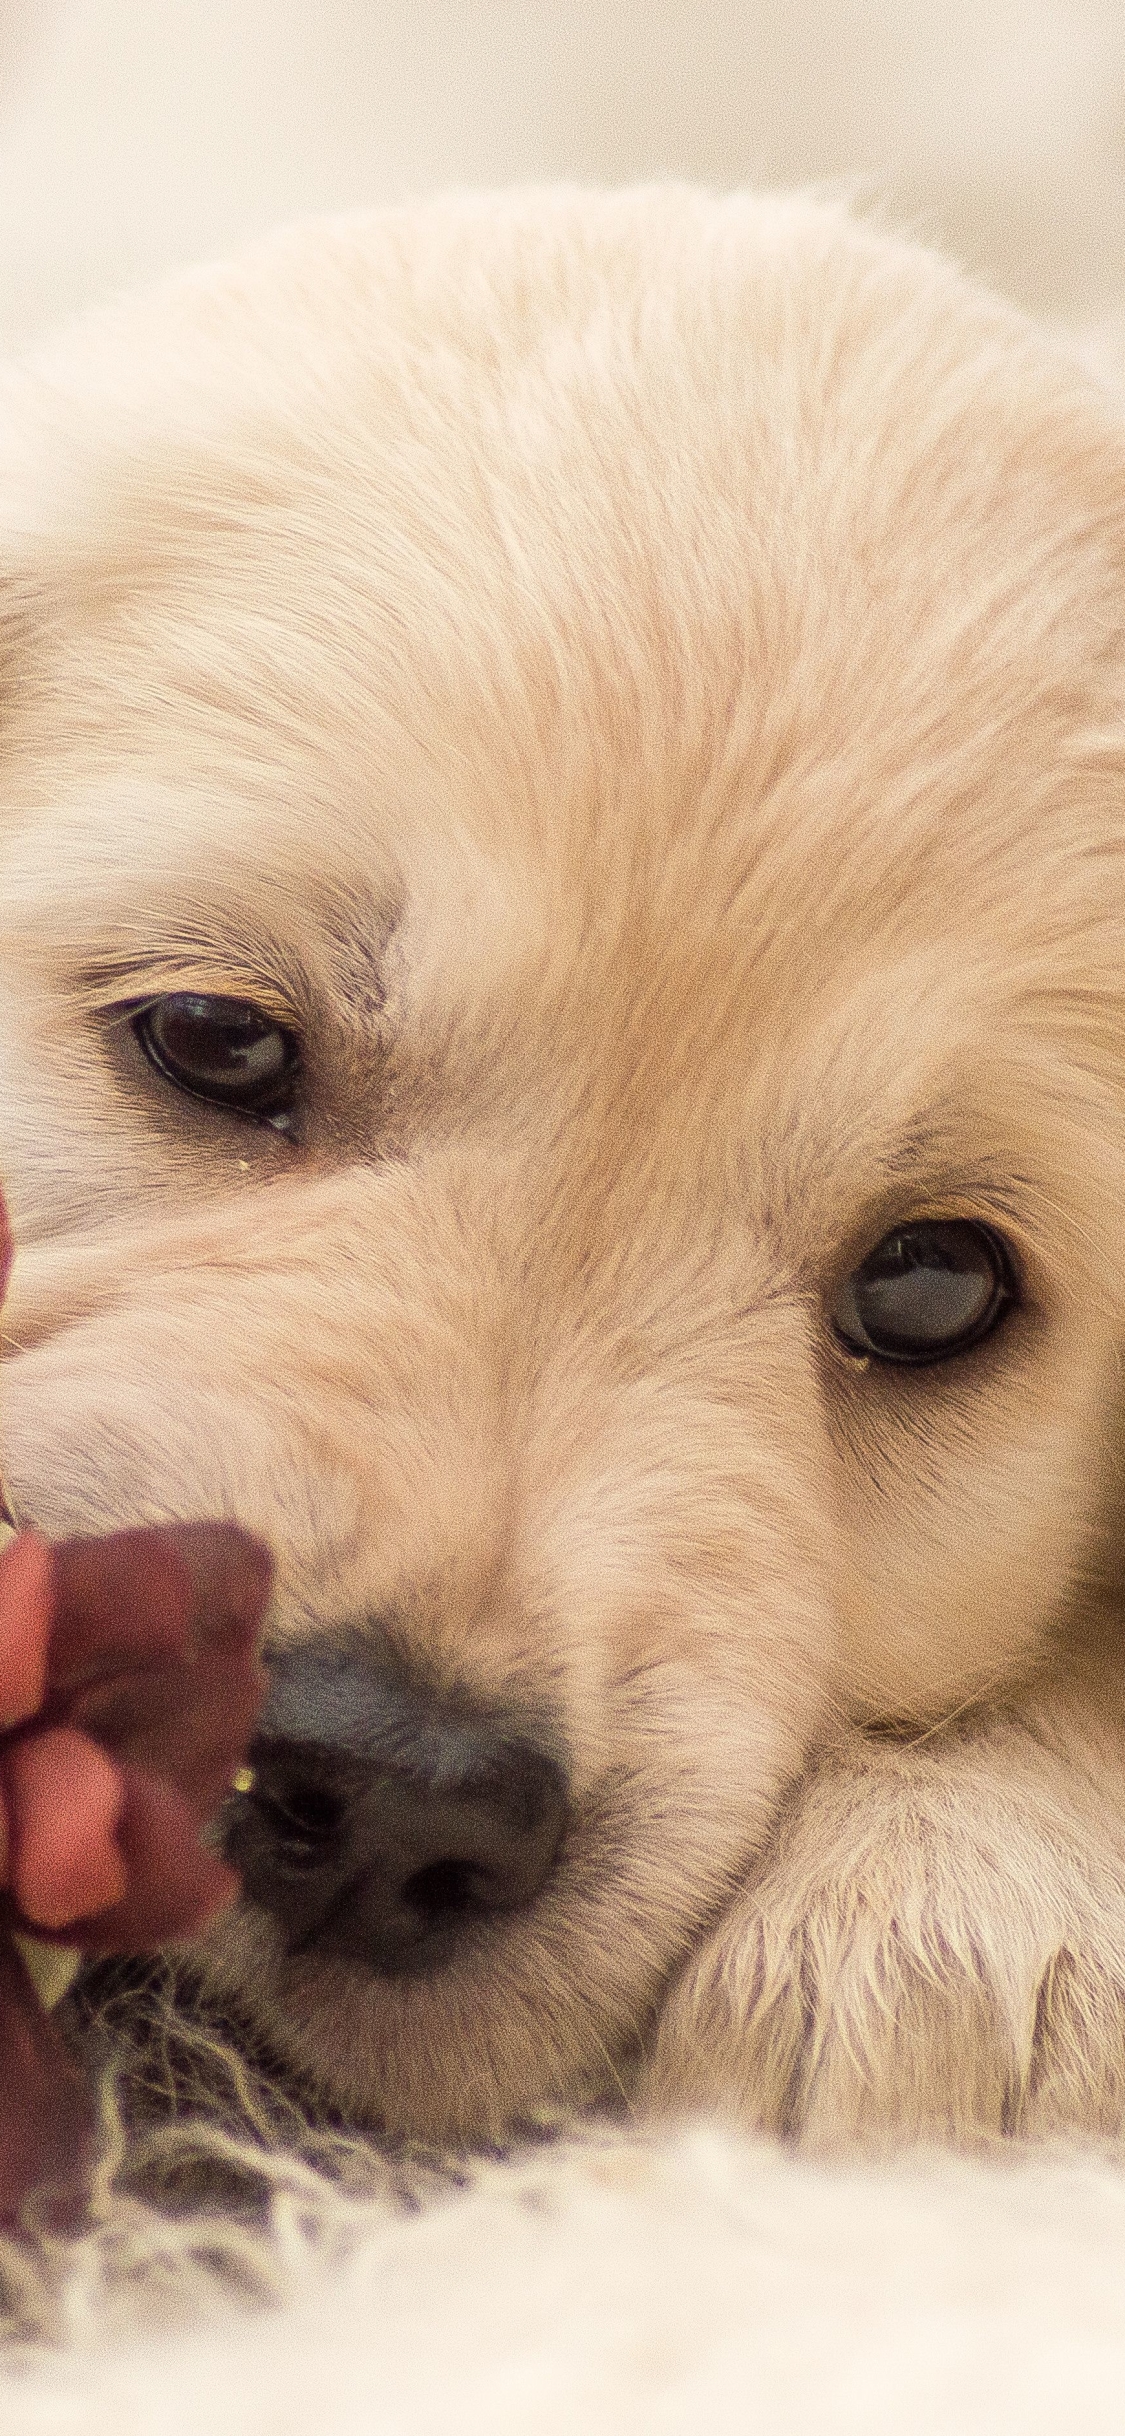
[223, 1639, 568, 1975]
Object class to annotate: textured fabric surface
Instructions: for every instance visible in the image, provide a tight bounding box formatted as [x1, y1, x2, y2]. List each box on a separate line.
[4, 2126, 1125, 2433]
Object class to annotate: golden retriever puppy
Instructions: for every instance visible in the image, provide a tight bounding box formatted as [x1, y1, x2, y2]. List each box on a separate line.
[0, 186, 1124, 2148]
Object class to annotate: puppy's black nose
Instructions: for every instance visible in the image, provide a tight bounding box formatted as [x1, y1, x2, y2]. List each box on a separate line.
[223, 1639, 567, 1975]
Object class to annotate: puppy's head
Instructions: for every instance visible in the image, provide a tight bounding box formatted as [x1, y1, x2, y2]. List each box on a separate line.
[0, 189, 1123, 2137]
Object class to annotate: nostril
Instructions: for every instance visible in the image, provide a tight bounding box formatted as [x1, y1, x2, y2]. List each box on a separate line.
[402, 1856, 490, 1923]
[244, 1759, 349, 1869]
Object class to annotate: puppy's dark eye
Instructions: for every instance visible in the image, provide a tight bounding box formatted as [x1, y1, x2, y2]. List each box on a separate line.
[831, 1219, 1017, 1364]
[131, 993, 300, 1127]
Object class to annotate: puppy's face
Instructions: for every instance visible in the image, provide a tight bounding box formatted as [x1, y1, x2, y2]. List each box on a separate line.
[1, 191, 1124, 2137]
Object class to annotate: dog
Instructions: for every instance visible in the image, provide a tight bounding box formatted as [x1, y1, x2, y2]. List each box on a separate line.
[1, 184, 1125, 2149]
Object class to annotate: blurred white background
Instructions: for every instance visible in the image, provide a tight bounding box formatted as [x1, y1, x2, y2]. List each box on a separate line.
[0, 0, 1123, 346]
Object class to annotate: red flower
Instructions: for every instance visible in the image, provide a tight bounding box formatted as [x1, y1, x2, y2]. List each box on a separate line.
[0, 1522, 272, 2227]
[0, 1523, 271, 1949]
[0, 1181, 273, 2226]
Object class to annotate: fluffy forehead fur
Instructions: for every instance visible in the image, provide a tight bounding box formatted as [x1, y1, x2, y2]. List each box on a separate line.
[2, 187, 1125, 2142]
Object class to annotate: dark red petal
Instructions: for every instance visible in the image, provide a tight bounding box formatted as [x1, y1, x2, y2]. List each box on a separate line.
[46, 1530, 192, 1681]
[49, 1521, 271, 1683]
[46, 1522, 271, 1817]
[46, 1763, 241, 1949]
[0, 1937, 94, 2227]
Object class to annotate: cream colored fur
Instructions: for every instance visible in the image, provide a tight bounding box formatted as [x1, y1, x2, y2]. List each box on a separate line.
[1, 186, 1125, 2151]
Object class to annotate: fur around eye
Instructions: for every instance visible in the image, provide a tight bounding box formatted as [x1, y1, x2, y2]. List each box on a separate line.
[830, 1219, 1018, 1365]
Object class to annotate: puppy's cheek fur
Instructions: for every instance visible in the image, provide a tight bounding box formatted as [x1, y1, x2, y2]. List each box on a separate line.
[831, 1316, 1124, 1721]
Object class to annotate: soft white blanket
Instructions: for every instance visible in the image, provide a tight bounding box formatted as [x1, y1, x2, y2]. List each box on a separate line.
[3, 2125, 1125, 2433]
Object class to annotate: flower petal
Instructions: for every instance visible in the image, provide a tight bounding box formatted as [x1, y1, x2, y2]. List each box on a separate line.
[0, 1533, 52, 1730]
[3, 1728, 127, 1929]
[52, 1762, 240, 1948]
[0, 1937, 94, 2228]
[47, 1522, 271, 1817]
